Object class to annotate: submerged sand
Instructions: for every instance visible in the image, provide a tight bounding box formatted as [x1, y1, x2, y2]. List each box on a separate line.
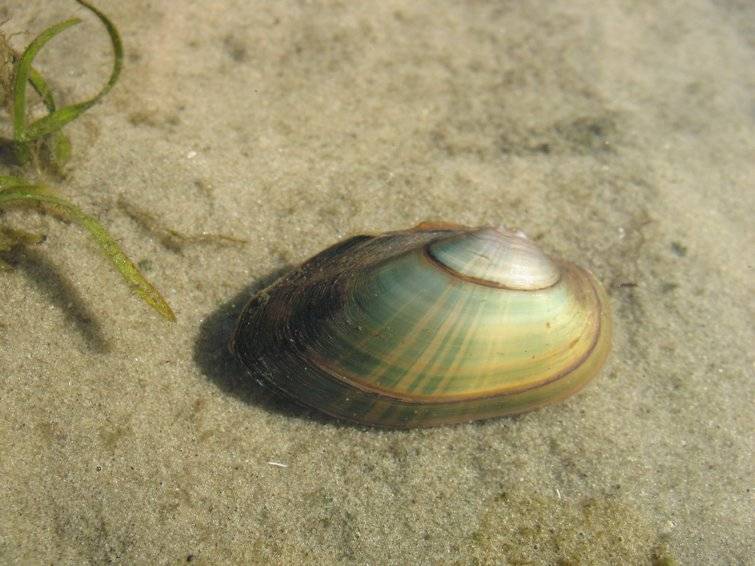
[1, 1, 753, 563]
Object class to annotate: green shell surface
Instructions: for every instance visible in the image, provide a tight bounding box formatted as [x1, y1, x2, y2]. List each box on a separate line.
[233, 223, 612, 428]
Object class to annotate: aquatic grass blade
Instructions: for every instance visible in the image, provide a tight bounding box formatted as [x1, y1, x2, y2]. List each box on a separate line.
[50, 131, 73, 167]
[0, 187, 176, 321]
[28, 67, 58, 112]
[0, 175, 31, 191]
[21, 0, 124, 142]
[12, 18, 81, 142]
[74, 0, 124, 100]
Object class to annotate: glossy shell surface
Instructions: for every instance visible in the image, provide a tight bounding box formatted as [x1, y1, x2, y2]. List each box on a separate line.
[233, 222, 611, 428]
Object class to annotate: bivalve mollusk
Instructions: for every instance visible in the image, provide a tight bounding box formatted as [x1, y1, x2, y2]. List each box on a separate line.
[233, 222, 611, 428]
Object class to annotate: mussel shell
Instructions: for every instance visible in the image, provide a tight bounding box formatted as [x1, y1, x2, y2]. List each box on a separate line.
[233, 223, 611, 428]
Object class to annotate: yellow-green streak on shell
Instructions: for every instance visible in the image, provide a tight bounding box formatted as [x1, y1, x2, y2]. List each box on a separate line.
[233, 223, 611, 428]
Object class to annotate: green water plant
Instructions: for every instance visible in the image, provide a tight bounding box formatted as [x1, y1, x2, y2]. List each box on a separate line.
[0, 0, 175, 321]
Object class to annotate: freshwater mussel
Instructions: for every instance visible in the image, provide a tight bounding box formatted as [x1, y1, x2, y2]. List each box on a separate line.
[233, 222, 611, 428]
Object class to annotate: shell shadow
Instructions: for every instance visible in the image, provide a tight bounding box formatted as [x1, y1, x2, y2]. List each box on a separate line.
[192, 266, 359, 429]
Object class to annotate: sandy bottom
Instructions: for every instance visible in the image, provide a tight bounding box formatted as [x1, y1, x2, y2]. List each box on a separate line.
[1, 1, 753, 563]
